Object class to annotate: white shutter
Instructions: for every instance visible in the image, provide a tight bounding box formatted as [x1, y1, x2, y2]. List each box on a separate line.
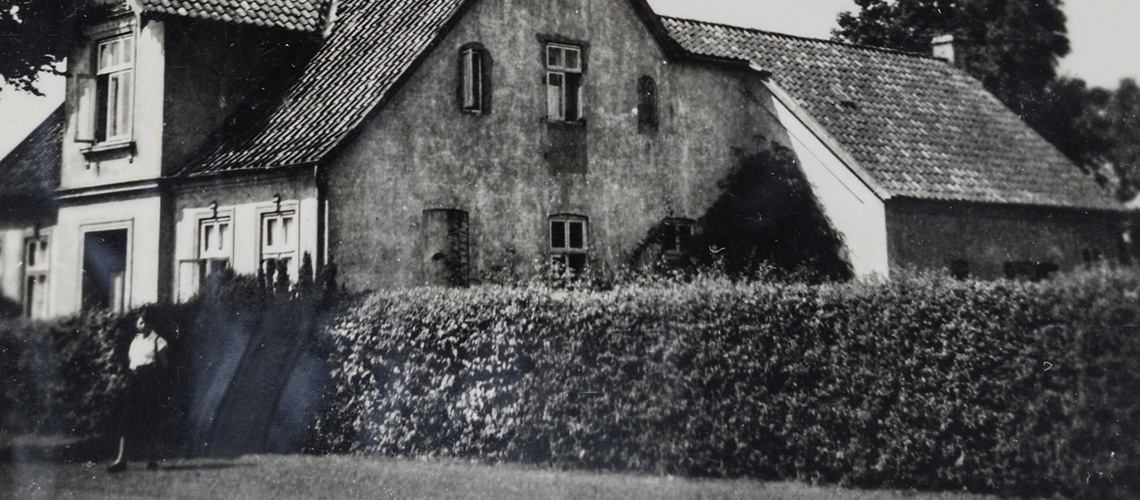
[462, 50, 476, 109]
[546, 72, 563, 120]
[74, 75, 97, 143]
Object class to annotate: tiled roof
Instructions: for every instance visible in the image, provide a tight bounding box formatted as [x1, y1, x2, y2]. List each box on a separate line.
[0, 106, 63, 205]
[661, 17, 1120, 211]
[176, 0, 469, 175]
[137, 0, 326, 32]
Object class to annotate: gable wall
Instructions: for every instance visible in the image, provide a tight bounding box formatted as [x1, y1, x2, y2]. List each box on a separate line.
[886, 199, 1125, 278]
[763, 83, 889, 277]
[325, 0, 792, 289]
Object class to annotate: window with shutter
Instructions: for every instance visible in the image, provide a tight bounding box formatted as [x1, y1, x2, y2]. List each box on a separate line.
[91, 34, 134, 144]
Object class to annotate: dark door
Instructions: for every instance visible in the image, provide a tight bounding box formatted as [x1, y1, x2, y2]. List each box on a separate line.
[82, 229, 128, 312]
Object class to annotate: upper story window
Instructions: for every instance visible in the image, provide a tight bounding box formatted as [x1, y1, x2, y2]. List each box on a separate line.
[550, 214, 588, 277]
[637, 76, 658, 133]
[76, 33, 134, 145]
[459, 44, 491, 114]
[545, 43, 583, 122]
[95, 34, 134, 142]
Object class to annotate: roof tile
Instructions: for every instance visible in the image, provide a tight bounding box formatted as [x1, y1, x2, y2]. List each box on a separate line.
[177, 0, 469, 176]
[0, 106, 63, 205]
[662, 17, 1117, 210]
[137, 0, 326, 32]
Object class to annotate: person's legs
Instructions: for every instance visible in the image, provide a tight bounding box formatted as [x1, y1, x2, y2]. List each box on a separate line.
[135, 365, 163, 470]
[107, 379, 133, 473]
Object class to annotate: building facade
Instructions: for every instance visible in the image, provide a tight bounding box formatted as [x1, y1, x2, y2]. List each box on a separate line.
[0, 0, 1125, 318]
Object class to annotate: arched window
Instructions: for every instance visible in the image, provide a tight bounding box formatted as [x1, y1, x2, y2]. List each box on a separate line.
[637, 76, 658, 133]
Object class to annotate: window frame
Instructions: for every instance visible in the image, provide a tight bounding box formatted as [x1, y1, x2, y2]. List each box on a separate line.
[94, 33, 135, 143]
[545, 43, 584, 122]
[259, 207, 299, 284]
[660, 217, 694, 257]
[637, 76, 658, 133]
[23, 235, 50, 318]
[198, 214, 234, 285]
[549, 214, 588, 277]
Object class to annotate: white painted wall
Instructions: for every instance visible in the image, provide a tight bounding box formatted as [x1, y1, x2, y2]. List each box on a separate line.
[174, 196, 320, 302]
[0, 228, 28, 307]
[51, 195, 163, 317]
[763, 84, 891, 278]
[61, 16, 165, 191]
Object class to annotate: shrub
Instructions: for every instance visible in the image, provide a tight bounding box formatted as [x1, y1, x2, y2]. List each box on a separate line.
[312, 269, 1140, 499]
[1, 312, 136, 438]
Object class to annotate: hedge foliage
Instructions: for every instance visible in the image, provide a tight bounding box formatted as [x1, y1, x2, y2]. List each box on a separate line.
[0, 275, 316, 452]
[1, 313, 134, 438]
[312, 270, 1140, 499]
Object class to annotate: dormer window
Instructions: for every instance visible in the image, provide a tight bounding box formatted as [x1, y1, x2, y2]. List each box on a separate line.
[96, 35, 134, 142]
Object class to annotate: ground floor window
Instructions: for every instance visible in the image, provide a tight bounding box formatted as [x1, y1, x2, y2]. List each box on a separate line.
[24, 236, 49, 318]
[550, 214, 587, 277]
[261, 211, 297, 286]
[660, 217, 694, 259]
[198, 215, 233, 288]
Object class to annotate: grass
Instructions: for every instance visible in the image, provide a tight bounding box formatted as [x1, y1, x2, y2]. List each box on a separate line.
[0, 454, 1005, 500]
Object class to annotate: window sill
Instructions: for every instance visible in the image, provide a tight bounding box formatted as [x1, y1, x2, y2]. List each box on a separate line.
[545, 119, 586, 127]
[81, 140, 135, 157]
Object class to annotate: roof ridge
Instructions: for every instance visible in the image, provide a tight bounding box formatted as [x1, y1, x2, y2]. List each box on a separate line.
[659, 15, 945, 62]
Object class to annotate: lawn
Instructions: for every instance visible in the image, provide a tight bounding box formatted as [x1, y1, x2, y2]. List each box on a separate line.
[0, 454, 1004, 500]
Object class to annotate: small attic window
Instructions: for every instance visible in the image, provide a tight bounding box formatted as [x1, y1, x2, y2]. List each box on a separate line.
[829, 84, 858, 110]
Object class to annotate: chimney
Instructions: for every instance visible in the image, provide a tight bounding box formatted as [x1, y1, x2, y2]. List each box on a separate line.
[931, 34, 955, 64]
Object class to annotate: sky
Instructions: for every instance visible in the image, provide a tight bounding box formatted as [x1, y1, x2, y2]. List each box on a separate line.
[1, 0, 1137, 157]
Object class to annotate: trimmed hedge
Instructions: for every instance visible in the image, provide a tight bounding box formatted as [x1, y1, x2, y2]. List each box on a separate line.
[2, 312, 139, 439]
[312, 270, 1140, 499]
[1, 275, 331, 457]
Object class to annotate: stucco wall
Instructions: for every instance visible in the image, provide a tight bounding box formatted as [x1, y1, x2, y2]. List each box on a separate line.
[51, 194, 164, 317]
[326, 0, 793, 290]
[886, 199, 1124, 278]
[762, 82, 889, 278]
[0, 206, 54, 311]
[62, 14, 165, 191]
[173, 173, 319, 301]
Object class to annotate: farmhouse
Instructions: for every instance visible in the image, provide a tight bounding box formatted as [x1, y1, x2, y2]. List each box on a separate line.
[0, 0, 1126, 318]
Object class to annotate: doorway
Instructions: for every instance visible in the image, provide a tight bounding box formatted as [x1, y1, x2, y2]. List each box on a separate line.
[82, 229, 128, 312]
